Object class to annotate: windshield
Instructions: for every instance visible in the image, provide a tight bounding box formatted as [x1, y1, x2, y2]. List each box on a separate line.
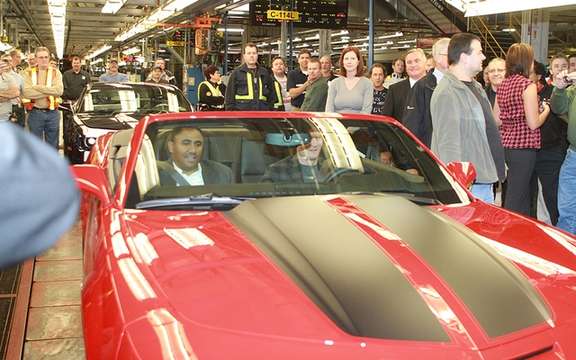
[126, 117, 466, 209]
[78, 84, 191, 115]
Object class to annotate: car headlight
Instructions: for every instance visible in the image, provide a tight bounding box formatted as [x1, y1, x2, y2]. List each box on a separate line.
[84, 136, 97, 148]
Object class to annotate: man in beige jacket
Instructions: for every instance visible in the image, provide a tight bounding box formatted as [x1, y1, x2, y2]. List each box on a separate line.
[22, 47, 63, 148]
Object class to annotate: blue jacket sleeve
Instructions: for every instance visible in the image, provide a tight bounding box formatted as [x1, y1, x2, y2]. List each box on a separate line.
[0, 123, 79, 269]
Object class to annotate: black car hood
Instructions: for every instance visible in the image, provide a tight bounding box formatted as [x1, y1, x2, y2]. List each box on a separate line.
[224, 195, 552, 341]
[77, 112, 139, 130]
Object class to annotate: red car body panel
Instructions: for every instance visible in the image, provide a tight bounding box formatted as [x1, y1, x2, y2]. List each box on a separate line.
[75, 112, 576, 359]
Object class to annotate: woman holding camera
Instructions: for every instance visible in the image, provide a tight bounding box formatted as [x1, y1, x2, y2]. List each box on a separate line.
[495, 43, 550, 216]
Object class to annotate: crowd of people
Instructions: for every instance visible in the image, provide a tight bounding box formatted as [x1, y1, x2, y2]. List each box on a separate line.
[2, 36, 575, 252]
[194, 36, 576, 235]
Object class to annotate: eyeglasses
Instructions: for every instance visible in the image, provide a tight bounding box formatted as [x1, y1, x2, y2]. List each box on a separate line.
[488, 69, 505, 74]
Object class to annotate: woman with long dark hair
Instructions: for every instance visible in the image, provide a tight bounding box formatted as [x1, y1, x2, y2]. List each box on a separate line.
[495, 43, 550, 216]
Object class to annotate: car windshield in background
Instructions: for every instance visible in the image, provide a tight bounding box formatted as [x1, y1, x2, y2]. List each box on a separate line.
[127, 117, 465, 209]
[78, 83, 191, 115]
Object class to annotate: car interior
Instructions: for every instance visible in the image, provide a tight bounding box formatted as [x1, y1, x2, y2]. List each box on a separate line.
[101, 118, 463, 208]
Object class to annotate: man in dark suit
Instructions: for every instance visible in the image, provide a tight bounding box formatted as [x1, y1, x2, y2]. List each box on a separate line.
[403, 38, 450, 147]
[158, 127, 233, 186]
[381, 48, 427, 123]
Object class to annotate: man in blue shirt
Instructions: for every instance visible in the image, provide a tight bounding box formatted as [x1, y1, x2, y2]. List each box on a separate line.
[99, 60, 129, 83]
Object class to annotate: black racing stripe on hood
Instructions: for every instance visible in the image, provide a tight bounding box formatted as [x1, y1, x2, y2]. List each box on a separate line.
[347, 195, 551, 338]
[225, 196, 449, 342]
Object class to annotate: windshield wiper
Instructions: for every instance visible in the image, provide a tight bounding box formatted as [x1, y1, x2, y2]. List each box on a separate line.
[344, 191, 441, 205]
[135, 193, 253, 210]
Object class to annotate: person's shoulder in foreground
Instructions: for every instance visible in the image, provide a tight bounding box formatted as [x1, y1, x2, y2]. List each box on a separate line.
[0, 122, 79, 269]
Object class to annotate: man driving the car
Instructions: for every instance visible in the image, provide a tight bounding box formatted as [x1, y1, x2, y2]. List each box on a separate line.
[263, 131, 332, 183]
[158, 127, 233, 186]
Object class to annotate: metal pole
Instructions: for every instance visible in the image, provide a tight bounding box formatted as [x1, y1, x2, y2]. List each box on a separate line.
[223, 12, 228, 73]
[280, 21, 287, 60]
[368, 0, 374, 69]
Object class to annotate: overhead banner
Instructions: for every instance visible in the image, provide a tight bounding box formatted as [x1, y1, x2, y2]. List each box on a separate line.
[250, 0, 348, 29]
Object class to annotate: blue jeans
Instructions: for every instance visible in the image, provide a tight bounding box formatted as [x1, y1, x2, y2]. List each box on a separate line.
[557, 147, 576, 235]
[471, 183, 494, 204]
[28, 109, 60, 148]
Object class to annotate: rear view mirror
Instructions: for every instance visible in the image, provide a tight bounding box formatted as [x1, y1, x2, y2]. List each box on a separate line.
[265, 133, 310, 147]
[446, 161, 476, 189]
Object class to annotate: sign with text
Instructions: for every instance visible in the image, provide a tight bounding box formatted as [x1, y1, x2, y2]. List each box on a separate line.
[250, 0, 348, 29]
[267, 10, 300, 21]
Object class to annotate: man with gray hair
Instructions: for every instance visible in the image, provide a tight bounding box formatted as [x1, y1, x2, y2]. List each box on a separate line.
[381, 48, 427, 123]
[403, 38, 450, 146]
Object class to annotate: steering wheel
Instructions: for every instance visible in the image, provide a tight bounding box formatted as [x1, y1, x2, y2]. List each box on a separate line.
[325, 167, 362, 182]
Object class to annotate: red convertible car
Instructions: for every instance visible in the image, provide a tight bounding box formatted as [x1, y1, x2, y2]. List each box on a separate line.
[73, 112, 576, 359]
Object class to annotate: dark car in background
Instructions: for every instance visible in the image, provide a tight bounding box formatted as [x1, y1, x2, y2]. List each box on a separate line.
[62, 82, 192, 163]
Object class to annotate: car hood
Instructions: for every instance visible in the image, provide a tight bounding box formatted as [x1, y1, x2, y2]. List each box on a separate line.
[116, 195, 576, 358]
[77, 112, 138, 130]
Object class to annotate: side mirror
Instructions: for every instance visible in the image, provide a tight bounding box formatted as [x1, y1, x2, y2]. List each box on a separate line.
[446, 161, 476, 189]
[72, 164, 111, 205]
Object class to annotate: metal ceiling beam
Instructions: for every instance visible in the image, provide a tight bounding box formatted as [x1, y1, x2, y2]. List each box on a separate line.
[69, 0, 156, 5]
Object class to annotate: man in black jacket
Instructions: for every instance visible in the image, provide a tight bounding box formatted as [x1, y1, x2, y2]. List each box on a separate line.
[403, 38, 450, 147]
[381, 48, 427, 123]
[225, 43, 280, 111]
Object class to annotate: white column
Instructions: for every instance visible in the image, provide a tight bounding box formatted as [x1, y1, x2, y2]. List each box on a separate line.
[521, 9, 549, 64]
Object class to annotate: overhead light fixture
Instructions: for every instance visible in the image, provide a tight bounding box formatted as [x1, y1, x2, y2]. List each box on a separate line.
[501, 27, 516, 32]
[304, 34, 319, 41]
[216, 28, 244, 33]
[48, 0, 67, 59]
[87, 44, 112, 59]
[377, 31, 403, 39]
[164, 0, 199, 11]
[331, 30, 349, 37]
[122, 46, 141, 55]
[114, 0, 200, 43]
[101, 0, 127, 14]
[464, 0, 576, 16]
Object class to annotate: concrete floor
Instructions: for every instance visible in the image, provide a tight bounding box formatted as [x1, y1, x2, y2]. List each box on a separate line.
[23, 224, 85, 359]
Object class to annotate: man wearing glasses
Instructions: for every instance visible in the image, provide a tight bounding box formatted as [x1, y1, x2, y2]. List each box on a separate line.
[22, 47, 63, 148]
[484, 58, 506, 108]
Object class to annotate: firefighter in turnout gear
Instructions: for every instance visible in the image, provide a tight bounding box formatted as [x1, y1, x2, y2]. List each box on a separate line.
[22, 47, 63, 149]
[225, 42, 281, 111]
[197, 65, 226, 111]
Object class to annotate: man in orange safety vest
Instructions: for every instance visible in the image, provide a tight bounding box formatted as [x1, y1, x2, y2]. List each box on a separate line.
[22, 47, 63, 149]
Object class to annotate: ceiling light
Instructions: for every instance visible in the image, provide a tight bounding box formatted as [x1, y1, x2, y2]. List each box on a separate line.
[216, 28, 244, 33]
[48, 0, 67, 59]
[377, 31, 403, 39]
[463, 0, 576, 16]
[305, 34, 319, 41]
[122, 46, 141, 55]
[501, 27, 516, 32]
[331, 30, 349, 37]
[164, 0, 198, 12]
[101, 0, 127, 14]
[87, 44, 111, 59]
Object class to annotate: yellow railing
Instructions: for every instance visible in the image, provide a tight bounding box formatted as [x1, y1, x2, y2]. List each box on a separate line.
[470, 16, 506, 58]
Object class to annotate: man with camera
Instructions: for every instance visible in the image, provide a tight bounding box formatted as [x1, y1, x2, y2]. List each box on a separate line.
[551, 70, 576, 234]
